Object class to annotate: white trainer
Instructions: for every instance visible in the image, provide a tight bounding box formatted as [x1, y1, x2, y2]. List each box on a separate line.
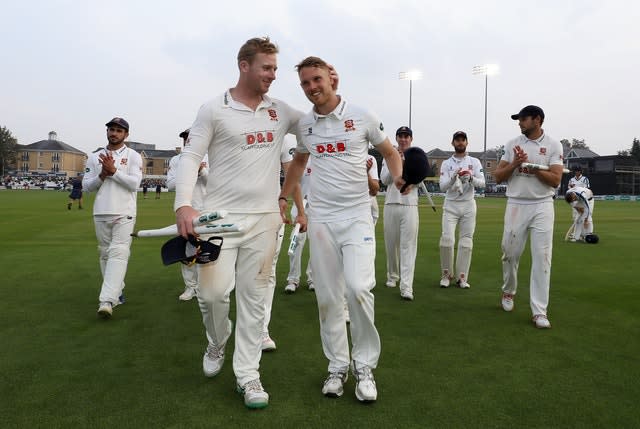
[261, 332, 276, 351]
[237, 378, 269, 409]
[400, 290, 414, 301]
[501, 293, 514, 312]
[322, 371, 348, 397]
[457, 280, 471, 289]
[385, 279, 396, 288]
[440, 275, 450, 288]
[284, 281, 298, 294]
[203, 342, 226, 377]
[178, 287, 197, 301]
[351, 363, 377, 402]
[308, 281, 315, 291]
[532, 314, 552, 329]
[97, 302, 112, 318]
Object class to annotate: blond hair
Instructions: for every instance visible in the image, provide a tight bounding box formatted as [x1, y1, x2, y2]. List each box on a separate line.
[295, 56, 329, 72]
[237, 37, 279, 65]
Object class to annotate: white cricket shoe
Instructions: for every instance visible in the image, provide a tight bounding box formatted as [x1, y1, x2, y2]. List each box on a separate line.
[97, 302, 112, 318]
[532, 314, 552, 329]
[261, 332, 276, 351]
[178, 287, 197, 301]
[237, 378, 269, 409]
[308, 281, 315, 291]
[351, 363, 377, 402]
[385, 279, 397, 288]
[322, 371, 348, 397]
[501, 293, 514, 312]
[457, 280, 471, 289]
[440, 275, 450, 288]
[203, 342, 226, 377]
[284, 281, 298, 294]
[400, 290, 414, 301]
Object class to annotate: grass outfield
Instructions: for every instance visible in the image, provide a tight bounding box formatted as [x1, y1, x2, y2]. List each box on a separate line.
[1, 190, 638, 428]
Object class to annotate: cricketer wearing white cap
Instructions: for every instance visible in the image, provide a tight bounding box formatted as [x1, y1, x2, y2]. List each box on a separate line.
[166, 128, 209, 301]
[380, 126, 419, 300]
[438, 131, 485, 289]
[83, 117, 143, 318]
[173, 37, 305, 409]
[493, 105, 563, 329]
[279, 56, 405, 403]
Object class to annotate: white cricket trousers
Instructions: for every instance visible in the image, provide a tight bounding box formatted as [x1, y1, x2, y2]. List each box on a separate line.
[286, 229, 313, 285]
[94, 216, 135, 304]
[180, 264, 198, 290]
[439, 199, 477, 282]
[197, 213, 281, 386]
[263, 223, 285, 333]
[308, 217, 380, 373]
[573, 200, 595, 239]
[383, 204, 419, 294]
[501, 200, 554, 316]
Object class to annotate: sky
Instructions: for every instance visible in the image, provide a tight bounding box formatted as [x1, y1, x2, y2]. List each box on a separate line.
[2, 0, 639, 157]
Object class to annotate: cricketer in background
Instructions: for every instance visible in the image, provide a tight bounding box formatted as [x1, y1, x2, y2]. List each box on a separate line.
[367, 155, 381, 225]
[261, 139, 296, 351]
[380, 126, 420, 301]
[284, 158, 314, 293]
[166, 128, 208, 301]
[564, 186, 595, 241]
[83, 117, 143, 318]
[438, 131, 485, 289]
[279, 56, 405, 403]
[493, 105, 563, 329]
[568, 165, 590, 189]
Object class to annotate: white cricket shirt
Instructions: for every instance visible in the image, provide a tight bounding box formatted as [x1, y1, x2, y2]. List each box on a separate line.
[167, 153, 209, 211]
[568, 175, 590, 189]
[83, 145, 143, 217]
[439, 155, 485, 202]
[380, 158, 418, 206]
[296, 98, 387, 222]
[174, 91, 303, 213]
[501, 133, 563, 202]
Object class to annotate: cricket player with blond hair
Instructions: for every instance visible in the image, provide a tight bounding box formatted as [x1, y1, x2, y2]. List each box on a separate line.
[174, 37, 303, 409]
[279, 56, 406, 403]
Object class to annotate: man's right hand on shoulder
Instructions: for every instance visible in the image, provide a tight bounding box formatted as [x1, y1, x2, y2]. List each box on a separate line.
[176, 206, 199, 238]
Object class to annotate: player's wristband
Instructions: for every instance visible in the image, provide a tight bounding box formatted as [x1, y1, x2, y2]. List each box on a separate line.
[278, 197, 287, 203]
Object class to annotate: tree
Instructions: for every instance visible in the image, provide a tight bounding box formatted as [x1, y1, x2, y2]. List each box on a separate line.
[0, 126, 18, 177]
[560, 138, 590, 150]
[618, 149, 630, 156]
[631, 138, 640, 163]
[570, 138, 589, 149]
